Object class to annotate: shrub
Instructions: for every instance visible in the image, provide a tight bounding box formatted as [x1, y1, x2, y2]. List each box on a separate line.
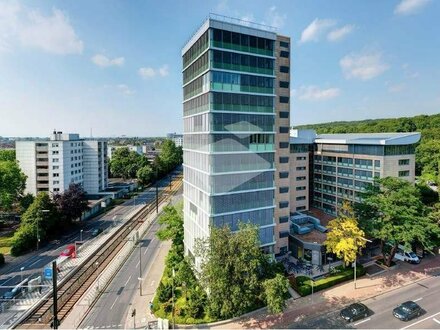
[157, 281, 173, 303]
[186, 286, 207, 319]
[293, 265, 365, 296]
[0, 253, 4, 265]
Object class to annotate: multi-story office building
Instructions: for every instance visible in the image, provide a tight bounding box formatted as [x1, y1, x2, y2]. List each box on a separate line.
[16, 131, 108, 195]
[182, 15, 291, 261]
[288, 130, 421, 265]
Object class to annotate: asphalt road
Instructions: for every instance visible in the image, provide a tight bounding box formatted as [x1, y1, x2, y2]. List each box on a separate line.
[0, 173, 178, 300]
[290, 275, 440, 329]
[79, 192, 181, 329]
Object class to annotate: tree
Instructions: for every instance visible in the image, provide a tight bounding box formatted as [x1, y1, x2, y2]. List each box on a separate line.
[263, 274, 290, 314]
[0, 150, 15, 161]
[159, 140, 182, 173]
[324, 202, 367, 267]
[396, 118, 417, 133]
[156, 204, 183, 246]
[0, 160, 27, 211]
[11, 193, 59, 255]
[53, 183, 88, 226]
[19, 193, 34, 213]
[110, 147, 149, 179]
[356, 177, 440, 266]
[136, 165, 154, 186]
[194, 223, 269, 319]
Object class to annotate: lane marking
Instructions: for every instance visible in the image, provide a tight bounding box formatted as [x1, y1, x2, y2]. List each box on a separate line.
[136, 261, 140, 268]
[354, 317, 370, 326]
[110, 297, 118, 310]
[413, 297, 423, 302]
[124, 275, 132, 286]
[144, 246, 149, 255]
[433, 318, 440, 324]
[401, 310, 440, 329]
[28, 258, 41, 267]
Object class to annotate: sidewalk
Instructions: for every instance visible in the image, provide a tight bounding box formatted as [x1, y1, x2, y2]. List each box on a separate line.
[189, 254, 440, 329]
[124, 240, 172, 329]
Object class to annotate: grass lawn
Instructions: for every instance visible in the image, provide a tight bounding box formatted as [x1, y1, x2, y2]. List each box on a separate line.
[0, 232, 14, 255]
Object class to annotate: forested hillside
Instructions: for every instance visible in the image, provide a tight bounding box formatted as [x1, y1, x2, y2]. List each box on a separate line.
[295, 114, 440, 182]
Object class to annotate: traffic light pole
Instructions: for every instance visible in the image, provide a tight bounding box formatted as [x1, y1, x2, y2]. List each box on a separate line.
[52, 261, 59, 329]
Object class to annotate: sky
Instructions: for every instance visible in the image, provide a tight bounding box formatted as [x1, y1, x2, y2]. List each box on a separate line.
[0, 0, 439, 137]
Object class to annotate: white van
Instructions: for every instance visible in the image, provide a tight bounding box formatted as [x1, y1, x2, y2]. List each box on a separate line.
[394, 245, 420, 264]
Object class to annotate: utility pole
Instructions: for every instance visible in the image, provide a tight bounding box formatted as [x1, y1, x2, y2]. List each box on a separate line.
[139, 240, 142, 296]
[155, 165, 159, 213]
[52, 261, 59, 329]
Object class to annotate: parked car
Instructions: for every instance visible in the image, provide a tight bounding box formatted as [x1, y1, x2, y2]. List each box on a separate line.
[394, 245, 420, 264]
[91, 228, 103, 237]
[60, 244, 76, 258]
[393, 301, 422, 321]
[340, 303, 369, 322]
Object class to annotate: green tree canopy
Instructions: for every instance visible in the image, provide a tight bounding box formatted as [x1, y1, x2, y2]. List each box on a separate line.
[356, 177, 440, 266]
[156, 203, 183, 247]
[110, 147, 149, 179]
[263, 273, 290, 314]
[159, 140, 182, 173]
[0, 150, 15, 161]
[324, 202, 367, 266]
[11, 192, 59, 255]
[195, 223, 272, 319]
[136, 165, 154, 186]
[0, 160, 27, 211]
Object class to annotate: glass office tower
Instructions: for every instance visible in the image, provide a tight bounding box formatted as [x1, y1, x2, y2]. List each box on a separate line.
[182, 15, 290, 262]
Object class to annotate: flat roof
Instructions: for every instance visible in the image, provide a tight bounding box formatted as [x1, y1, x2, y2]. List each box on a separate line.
[315, 132, 421, 146]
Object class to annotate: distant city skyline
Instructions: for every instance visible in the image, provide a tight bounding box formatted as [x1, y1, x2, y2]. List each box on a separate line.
[1, 0, 439, 137]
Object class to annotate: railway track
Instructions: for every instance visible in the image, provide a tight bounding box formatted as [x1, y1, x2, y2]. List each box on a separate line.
[15, 175, 183, 329]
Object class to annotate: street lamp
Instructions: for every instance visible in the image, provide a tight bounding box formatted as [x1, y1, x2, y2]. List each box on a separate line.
[112, 215, 117, 228]
[80, 229, 83, 242]
[36, 209, 50, 250]
[354, 237, 373, 289]
[20, 267, 24, 282]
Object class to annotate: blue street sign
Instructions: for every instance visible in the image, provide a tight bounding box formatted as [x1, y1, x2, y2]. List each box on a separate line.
[44, 267, 52, 280]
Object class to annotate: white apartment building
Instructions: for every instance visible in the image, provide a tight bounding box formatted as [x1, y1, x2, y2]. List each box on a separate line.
[167, 133, 183, 147]
[16, 131, 108, 195]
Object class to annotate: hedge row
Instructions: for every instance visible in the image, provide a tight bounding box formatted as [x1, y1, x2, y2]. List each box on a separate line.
[294, 265, 366, 296]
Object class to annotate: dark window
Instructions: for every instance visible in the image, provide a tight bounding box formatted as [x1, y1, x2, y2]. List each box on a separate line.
[279, 186, 289, 193]
[296, 186, 306, 191]
[279, 142, 289, 148]
[399, 170, 410, 177]
[280, 96, 289, 103]
[279, 156, 289, 163]
[279, 216, 289, 223]
[280, 51, 289, 58]
[296, 206, 306, 211]
[399, 159, 410, 165]
[279, 201, 289, 208]
[280, 66, 289, 73]
[279, 172, 289, 179]
[280, 41, 289, 48]
[279, 127, 289, 134]
[279, 231, 289, 238]
[280, 111, 289, 118]
[279, 81, 289, 88]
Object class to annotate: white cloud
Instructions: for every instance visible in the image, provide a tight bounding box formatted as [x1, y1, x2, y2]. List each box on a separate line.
[340, 51, 389, 80]
[158, 64, 169, 77]
[19, 8, 83, 54]
[117, 84, 135, 95]
[138, 67, 156, 78]
[395, 0, 431, 15]
[264, 6, 286, 29]
[138, 65, 169, 79]
[294, 86, 341, 101]
[300, 18, 336, 43]
[327, 25, 355, 42]
[91, 54, 124, 67]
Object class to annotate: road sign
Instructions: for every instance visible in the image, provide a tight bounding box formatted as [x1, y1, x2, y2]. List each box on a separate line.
[44, 268, 53, 280]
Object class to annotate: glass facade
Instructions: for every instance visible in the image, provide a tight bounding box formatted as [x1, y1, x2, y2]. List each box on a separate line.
[183, 22, 277, 255]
